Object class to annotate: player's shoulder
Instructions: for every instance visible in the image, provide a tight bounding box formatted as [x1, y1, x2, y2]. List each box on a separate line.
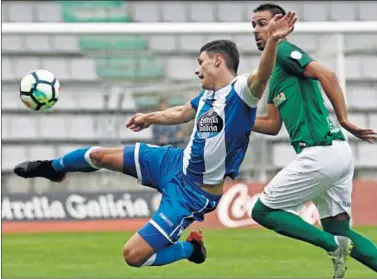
[234, 73, 252, 85]
[278, 40, 306, 55]
[232, 73, 249, 91]
[233, 73, 249, 81]
[278, 40, 301, 49]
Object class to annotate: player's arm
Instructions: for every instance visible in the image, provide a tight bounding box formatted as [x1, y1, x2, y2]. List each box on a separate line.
[304, 62, 348, 125]
[247, 38, 279, 99]
[235, 38, 280, 109]
[304, 62, 377, 143]
[247, 11, 297, 99]
[252, 104, 282, 135]
[127, 91, 205, 132]
[146, 103, 195, 125]
[127, 102, 196, 132]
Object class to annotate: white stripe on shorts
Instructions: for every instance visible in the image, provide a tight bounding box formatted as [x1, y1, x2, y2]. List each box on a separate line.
[134, 142, 142, 183]
[149, 219, 173, 243]
[170, 197, 210, 237]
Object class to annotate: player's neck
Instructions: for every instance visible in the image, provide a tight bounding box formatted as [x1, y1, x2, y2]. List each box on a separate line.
[213, 72, 236, 92]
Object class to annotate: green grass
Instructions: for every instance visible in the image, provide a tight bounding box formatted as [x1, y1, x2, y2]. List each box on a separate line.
[2, 227, 377, 278]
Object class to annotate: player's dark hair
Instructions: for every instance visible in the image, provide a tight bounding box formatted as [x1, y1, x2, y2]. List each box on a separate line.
[200, 40, 240, 74]
[253, 3, 286, 16]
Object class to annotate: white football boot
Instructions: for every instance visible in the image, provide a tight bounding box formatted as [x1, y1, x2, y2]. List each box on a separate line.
[328, 236, 354, 278]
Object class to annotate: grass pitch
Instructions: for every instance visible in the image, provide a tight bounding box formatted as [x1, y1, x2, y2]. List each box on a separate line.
[2, 227, 376, 278]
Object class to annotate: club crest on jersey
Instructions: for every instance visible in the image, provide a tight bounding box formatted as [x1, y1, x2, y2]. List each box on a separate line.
[197, 108, 223, 139]
[273, 92, 286, 107]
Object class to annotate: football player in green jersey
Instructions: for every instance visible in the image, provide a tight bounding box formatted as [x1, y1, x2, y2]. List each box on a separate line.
[250, 3, 377, 278]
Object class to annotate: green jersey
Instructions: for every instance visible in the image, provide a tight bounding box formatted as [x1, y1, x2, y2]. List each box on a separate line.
[268, 40, 345, 154]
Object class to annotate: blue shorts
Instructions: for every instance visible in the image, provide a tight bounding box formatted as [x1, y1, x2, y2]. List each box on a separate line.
[123, 143, 222, 252]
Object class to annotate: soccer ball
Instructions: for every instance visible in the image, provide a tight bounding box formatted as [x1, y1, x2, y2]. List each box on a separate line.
[19, 70, 60, 111]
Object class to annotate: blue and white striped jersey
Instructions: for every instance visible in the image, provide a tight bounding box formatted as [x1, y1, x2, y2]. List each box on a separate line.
[183, 74, 259, 185]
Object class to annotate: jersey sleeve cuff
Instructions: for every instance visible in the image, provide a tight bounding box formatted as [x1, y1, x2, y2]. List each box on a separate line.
[244, 85, 260, 108]
[235, 74, 260, 108]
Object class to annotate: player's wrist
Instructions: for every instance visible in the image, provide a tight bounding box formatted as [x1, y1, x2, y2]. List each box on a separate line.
[267, 36, 281, 43]
[338, 117, 349, 127]
[144, 113, 154, 125]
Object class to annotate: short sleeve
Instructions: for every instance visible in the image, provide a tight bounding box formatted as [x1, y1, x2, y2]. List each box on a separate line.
[267, 87, 274, 104]
[277, 42, 314, 77]
[234, 74, 259, 108]
[190, 90, 205, 111]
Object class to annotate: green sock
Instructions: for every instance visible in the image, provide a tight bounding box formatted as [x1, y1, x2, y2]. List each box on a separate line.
[321, 219, 377, 272]
[252, 199, 338, 252]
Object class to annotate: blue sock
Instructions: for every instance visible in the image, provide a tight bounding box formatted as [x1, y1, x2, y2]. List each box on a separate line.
[51, 147, 99, 173]
[143, 241, 194, 266]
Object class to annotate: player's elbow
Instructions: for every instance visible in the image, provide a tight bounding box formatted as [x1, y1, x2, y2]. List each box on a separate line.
[180, 108, 196, 124]
[328, 70, 337, 79]
[252, 119, 281, 136]
[270, 128, 280, 136]
[179, 112, 190, 123]
[321, 70, 338, 85]
[175, 112, 189, 124]
[269, 120, 282, 135]
[306, 62, 338, 85]
[318, 70, 342, 95]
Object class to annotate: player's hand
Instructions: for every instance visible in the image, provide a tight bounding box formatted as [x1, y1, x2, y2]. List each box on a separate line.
[126, 113, 151, 132]
[341, 119, 377, 143]
[267, 11, 297, 40]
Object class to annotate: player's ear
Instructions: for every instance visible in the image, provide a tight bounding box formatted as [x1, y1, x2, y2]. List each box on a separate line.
[214, 54, 221, 67]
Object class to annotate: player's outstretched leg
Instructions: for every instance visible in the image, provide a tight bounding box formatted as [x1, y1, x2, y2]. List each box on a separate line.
[322, 217, 377, 273]
[14, 146, 125, 182]
[117, 142, 217, 267]
[252, 199, 354, 278]
[252, 199, 340, 250]
[123, 229, 206, 267]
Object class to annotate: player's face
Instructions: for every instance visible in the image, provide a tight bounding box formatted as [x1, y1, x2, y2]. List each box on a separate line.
[252, 10, 274, 51]
[195, 51, 219, 90]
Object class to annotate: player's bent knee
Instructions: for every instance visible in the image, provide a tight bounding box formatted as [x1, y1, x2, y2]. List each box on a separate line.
[88, 148, 106, 167]
[88, 147, 123, 170]
[251, 208, 263, 224]
[122, 246, 147, 267]
[251, 199, 270, 223]
[122, 232, 156, 268]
